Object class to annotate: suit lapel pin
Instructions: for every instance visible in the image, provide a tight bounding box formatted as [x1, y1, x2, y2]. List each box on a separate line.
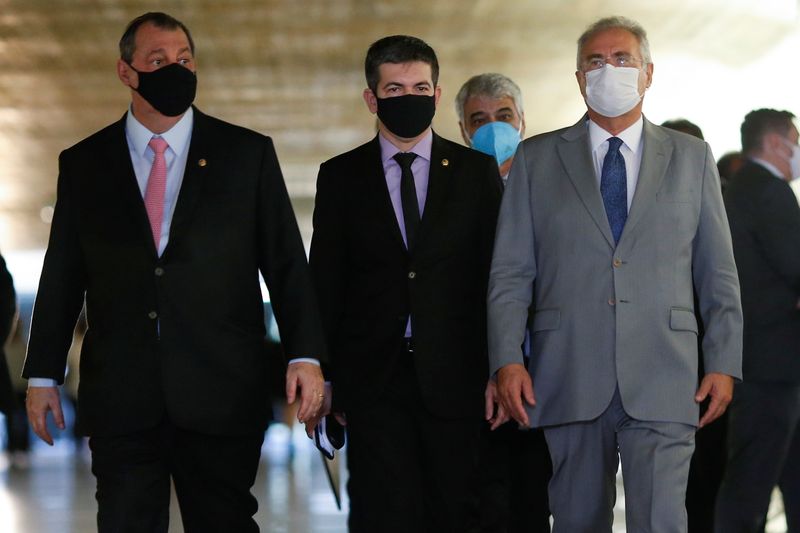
[441, 158, 449, 167]
[198, 158, 207, 167]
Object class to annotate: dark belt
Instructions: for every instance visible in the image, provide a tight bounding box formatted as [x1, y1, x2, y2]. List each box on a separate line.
[403, 337, 414, 353]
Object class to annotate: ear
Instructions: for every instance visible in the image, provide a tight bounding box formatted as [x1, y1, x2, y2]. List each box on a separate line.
[519, 113, 526, 138]
[117, 58, 136, 89]
[459, 121, 470, 145]
[434, 85, 442, 108]
[363, 88, 378, 114]
[644, 62, 654, 89]
[575, 70, 587, 99]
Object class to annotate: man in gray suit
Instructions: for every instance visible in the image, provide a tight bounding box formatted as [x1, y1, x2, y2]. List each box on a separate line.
[488, 16, 742, 532]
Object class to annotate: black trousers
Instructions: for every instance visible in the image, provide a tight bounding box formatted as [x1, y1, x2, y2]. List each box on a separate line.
[345, 351, 483, 533]
[89, 419, 264, 533]
[479, 422, 552, 533]
[714, 381, 800, 533]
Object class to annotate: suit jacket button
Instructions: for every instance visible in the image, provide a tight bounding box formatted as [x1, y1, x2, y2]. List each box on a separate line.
[154, 267, 165, 276]
[408, 271, 416, 279]
[607, 299, 616, 306]
[613, 258, 622, 267]
[148, 311, 158, 319]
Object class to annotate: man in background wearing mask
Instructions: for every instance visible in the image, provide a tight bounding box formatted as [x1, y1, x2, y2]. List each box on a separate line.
[488, 16, 742, 531]
[23, 12, 326, 532]
[715, 108, 800, 532]
[455, 72, 552, 533]
[308, 35, 502, 532]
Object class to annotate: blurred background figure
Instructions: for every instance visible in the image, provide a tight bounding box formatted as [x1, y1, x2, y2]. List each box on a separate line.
[0, 252, 16, 455]
[456, 72, 552, 533]
[716, 151, 746, 192]
[661, 117, 729, 533]
[715, 108, 800, 533]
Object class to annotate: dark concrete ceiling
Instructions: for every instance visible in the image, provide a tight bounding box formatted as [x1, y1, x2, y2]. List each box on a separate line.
[0, 0, 797, 251]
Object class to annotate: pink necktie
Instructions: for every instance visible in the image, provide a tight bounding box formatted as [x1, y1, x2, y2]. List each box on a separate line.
[144, 137, 169, 250]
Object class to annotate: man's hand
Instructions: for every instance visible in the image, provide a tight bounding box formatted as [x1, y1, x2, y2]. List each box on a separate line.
[497, 363, 535, 428]
[286, 361, 325, 424]
[485, 378, 510, 430]
[26, 386, 64, 446]
[695, 372, 734, 428]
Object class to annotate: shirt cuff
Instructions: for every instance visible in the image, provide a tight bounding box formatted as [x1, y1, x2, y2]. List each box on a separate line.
[288, 358, 320, 366]
[28, 378, 58, 387]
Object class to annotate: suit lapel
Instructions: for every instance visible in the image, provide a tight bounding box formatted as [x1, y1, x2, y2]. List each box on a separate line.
[364, 136, 407, 252]
[557, 118, 615, 248]
[162, 107, 211, 260]
[620, 118, 672, 244]
[416, 132, 453, 251]
[104, 113, 160, 257]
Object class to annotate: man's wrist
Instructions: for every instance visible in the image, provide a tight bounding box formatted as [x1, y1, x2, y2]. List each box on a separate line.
[288, 358, 320, 366]
[28, 378, 58, 387]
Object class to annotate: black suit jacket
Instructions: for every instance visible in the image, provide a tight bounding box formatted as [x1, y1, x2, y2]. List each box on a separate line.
[309, 133, 502, 419]
[724, 160, 800, 383]
[23, 108, 326, 436]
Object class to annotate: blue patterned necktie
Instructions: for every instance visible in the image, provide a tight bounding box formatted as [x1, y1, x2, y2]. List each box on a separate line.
[600, 137, 627, 245]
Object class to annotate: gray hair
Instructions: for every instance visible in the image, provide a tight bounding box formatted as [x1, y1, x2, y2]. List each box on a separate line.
[576, 16, 652, 70]
[454, 73, 524, 123]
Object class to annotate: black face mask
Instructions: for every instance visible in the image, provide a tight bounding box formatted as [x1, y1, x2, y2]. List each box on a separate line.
[128, 62, 197, 117]
[376, 94, 436, 138]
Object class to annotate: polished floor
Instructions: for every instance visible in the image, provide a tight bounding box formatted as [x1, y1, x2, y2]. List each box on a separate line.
[0, 422, 789, 532]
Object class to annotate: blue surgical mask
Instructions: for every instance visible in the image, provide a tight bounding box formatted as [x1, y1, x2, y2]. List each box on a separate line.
[470, 121, 522, 166]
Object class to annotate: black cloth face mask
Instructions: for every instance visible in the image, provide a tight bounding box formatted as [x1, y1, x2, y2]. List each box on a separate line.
[128, 62, 197, 117]
[376, 94, 436, 138]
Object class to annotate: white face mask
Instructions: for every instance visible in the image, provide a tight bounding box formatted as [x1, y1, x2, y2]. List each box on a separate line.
[782, 139, 800, 180]
[584, 64, 643, 118]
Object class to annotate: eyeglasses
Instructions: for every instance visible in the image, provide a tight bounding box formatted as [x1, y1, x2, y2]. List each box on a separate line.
[582, 54, 643, 72]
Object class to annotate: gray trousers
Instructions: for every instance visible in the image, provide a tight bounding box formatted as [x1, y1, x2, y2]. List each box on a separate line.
[543, 388, 695, 533]
[714, 381, 800, 533]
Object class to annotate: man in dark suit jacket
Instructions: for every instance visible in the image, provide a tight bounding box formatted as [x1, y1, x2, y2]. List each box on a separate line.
[23, 12, 326, 532]
[715, 108, 800, 532]
[308, 36, 502, 532]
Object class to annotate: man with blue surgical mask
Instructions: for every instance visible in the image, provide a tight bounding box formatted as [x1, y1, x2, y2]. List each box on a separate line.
[457, 73, 525, 183]
[456, 73, 552, 533]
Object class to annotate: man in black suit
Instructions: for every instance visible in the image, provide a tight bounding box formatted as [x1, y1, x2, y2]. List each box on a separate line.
[308, 36, 502, 532]
[23, 12, 326, 532]
[715, 108, 800, 532]
[455, 72, 552, 533]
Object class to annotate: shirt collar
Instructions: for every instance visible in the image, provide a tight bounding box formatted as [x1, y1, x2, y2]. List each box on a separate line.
[588, 114, 644, 154]
[125, 106, 194, 157]
[379, 129, 433, 164]
[750, 157, 785, 180]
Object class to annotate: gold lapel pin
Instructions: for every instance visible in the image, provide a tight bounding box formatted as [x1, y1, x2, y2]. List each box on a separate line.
[441, 158, 449, 167]
[198, 158, 207, 167]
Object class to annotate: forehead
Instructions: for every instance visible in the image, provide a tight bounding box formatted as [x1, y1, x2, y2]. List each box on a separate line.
[376, 61, 433, 85]
[580, 27, 640, 57]
[463, 95, 518, 117]
[134, 22, 191, 54]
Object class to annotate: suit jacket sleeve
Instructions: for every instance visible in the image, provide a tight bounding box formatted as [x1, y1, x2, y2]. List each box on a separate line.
[23, 151, 88, 383]
[255, 138, 327, 363]
[308, 161, 345, 381]
[487, 144, 537, 375]
[692, 143, 743, 379]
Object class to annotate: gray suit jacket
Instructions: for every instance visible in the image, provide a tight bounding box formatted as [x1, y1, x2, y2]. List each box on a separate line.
[488, 116, 743, 428]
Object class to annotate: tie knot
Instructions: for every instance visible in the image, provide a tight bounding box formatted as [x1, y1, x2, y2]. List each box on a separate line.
[148, 136, 169, 154]
[607, 137, 623, 152]
[393, 152, 417, 170]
